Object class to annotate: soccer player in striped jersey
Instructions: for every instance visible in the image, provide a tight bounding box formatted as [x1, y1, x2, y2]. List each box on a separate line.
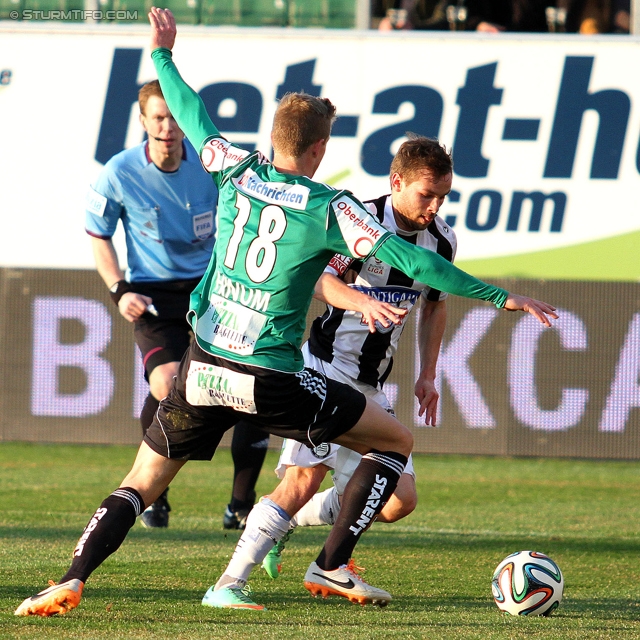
[277, 134, 456, 534]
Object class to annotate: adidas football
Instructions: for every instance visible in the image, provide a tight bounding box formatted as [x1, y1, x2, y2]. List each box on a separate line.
[491, 550, 563, 616]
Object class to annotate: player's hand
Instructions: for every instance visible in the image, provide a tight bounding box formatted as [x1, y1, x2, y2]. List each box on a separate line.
[503, 294, 558, 327]
[149, 7, 177, 51]
[118, 292, 153, 323]
[360, 298, 407, 333]
[415, 376, 438, 427]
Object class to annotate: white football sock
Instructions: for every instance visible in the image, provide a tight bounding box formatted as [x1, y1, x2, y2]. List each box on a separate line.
[291, 486, 342, 527]
[216, 497, 291, 588]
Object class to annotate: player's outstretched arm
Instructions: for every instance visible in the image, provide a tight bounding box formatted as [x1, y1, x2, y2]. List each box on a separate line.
[374, 236, 558, 326]
[149, 7, 219, 152]
[503, 294, 558, 327]
[314, 272, 407, 333]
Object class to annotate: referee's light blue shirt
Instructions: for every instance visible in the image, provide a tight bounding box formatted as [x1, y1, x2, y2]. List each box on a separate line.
[85, 140, 218, 282]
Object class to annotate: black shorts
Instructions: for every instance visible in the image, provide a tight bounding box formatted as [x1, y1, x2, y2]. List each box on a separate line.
[144, 341, 367, 461]
[134, 316, 193, 379]
[131, 278, 201, 378]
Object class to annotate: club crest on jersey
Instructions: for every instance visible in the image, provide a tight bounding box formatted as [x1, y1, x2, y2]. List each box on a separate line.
[311, 443, 331, 459]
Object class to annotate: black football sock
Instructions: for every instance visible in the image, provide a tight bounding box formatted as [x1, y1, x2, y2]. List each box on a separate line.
[229, 421, 269, 510]
[139, 393, 160, 438]
[59, 487, 144, 583]
[315, 450, 407, 571]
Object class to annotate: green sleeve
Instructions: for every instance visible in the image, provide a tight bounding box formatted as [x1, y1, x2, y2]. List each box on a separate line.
[374, 235, 509, 308]
[151, 47, 219, 153]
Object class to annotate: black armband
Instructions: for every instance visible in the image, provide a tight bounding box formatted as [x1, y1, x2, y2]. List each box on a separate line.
[109, 280, 134, 306]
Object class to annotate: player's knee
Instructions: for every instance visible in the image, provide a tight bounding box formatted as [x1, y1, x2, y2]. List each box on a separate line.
[378, 493, 417, 523]
[395, 492, 417, 520]
[380, 474, 417, 522]
[148, 382, 167, 400]
[371, 420, 413, 456]
[269, 465, 327, 515]
[148, 363, 179, 400]
[395, 425, 413, 457]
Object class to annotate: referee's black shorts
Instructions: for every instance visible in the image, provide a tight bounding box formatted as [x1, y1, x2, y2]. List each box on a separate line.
[134, 316, 192, 379]
[131, 277, 200, 379]
[144, 341, 367, 461]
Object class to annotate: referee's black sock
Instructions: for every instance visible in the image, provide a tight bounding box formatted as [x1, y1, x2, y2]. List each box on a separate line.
[140, 393, 160, 438]
[315, 450, 407, 571]
[60, 488, 144, 583]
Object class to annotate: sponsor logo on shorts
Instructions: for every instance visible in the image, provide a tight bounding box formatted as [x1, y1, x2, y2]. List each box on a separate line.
[185, 361, 257, 413]
[311, 443, 331, 459]
[349, 474, 387, 536]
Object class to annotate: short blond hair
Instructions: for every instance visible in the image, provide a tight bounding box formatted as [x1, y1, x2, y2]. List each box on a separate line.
[271, 93, 337, 158]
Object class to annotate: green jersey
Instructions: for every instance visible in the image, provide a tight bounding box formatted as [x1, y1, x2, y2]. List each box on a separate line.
[152, 48, 508, 373]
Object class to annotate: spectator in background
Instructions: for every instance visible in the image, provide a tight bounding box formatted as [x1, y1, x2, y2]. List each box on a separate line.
[85, 80, 267, 529]
[468, 0, 551, 32]
[376, 0, 623, 32]
[376, 0, 439, 29]
[563, 0, 630, 33]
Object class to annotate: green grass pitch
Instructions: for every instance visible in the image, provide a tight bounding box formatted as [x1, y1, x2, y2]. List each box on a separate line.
[2, 442, 640, 639]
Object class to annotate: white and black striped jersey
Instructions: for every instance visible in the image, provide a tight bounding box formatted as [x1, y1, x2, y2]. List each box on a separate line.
[308, 194, 457, 388]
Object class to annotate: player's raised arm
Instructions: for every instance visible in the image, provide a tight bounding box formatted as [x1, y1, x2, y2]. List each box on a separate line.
[148, 8, 219, 155]
[149, 6, 176, 51]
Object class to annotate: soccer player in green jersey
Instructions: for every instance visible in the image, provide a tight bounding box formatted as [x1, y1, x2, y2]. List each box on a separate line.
[14, 8, 557, 617]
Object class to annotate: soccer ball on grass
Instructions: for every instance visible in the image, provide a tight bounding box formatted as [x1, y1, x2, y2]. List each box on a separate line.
[491, 550, 563, 616]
